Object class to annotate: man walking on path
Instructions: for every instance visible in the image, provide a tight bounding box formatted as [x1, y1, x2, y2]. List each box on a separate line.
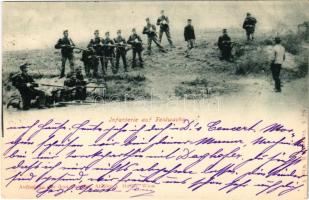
[271, 36, 285, 92]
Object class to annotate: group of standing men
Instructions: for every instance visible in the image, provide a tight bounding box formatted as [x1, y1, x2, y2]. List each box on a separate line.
[55, 10, 177, 79]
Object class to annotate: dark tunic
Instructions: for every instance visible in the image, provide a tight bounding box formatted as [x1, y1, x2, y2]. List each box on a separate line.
[184, 25, 196, 41]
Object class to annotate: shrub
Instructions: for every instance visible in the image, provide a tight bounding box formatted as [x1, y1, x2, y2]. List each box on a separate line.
[295, 52, 308, 77]
[281, 33, 303, 55]
[235, 48, 270, 75]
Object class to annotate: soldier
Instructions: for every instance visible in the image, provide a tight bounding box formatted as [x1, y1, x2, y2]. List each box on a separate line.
[271, 37, 285, 92]
[127, 28, 144, 68]
[81, 47, 98, 78]
[55, 30, 75, 78]
[62, 67, 87, 100]
[114, 30, 128, 73]
[87, 30, 104, 75]
[102, 32, 116, 74]
[218, 29, 232, 61]
[242, 12, 257, 41]
[156, 10, 174, 47]
[184, 19, 196, 57]
[11, 63, 46, 110]
[143, 18, 166, 53]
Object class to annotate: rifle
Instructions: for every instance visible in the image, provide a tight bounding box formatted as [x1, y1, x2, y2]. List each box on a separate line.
[40, 83, 106, 89]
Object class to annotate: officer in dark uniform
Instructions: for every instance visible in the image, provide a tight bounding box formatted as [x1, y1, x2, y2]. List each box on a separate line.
[127, 28, 144, 68]
[102, 32, 116, 74]
[156, 10, 174, 47]
[218, 29, 232, 61]
[62, 67, 87, 101]
[184, 19, 196, 57]
[243, 13, 257, 41]
[114, 30, 128, 73]
[55, 30, 75, 78]
[143, 18, 166, 53]
[81, 47, 98, 78]
[11, 63, 46, 110]
[87, 30, 104, 76]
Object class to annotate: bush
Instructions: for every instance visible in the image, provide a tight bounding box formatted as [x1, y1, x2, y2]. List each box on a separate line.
[235, 48, 270, 75]
[295, 52, 308, 77]
[281, 33, 303, 55]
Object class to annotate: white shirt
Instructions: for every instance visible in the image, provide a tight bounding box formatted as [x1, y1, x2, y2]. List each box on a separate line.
[272, 44, 285, 64]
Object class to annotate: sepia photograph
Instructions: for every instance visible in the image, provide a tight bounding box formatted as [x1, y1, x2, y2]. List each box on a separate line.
[1, 1, 308, 200]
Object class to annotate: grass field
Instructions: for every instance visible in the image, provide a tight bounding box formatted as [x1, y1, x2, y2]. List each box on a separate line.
[2, 28, 308, 109]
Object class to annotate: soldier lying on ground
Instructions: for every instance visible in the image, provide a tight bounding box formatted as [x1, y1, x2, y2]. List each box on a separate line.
[11, 63, 47, 110]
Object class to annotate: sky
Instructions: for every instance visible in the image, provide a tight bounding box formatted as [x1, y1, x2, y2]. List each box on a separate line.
[2, 1, 309, 51]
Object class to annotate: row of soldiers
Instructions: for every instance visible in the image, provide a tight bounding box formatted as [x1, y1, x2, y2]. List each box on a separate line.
[55, 11, 257, 78]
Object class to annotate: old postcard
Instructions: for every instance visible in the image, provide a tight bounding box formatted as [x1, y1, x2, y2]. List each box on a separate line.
[1, 1, 308, 199]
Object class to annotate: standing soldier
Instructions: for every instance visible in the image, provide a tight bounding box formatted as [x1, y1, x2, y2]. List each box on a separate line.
[102, 32, 116, 74]
[114, 30, 128, 73]
[271, 37, 285, 92]
[156, 10, 174, 47]
[143, 18, 166, 53]
[87, 30, 104, 76]
[128, 28, 144, 68]
[218, 29, 232, 61]
[11, 63, 46, 110]
[55, 30, 75, 78]
[243, 12, 257, 41]
[184, 19, 196, 57]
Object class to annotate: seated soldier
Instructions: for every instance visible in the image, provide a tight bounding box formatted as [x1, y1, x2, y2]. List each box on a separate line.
[62, 68, 87, 101]
[11, 63, 46, 110]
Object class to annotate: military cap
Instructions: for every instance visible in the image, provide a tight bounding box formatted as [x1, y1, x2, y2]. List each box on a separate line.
[132, 28, 136, 32]
[20, 63, 31, 70]
[63, 29, 68, 34]
[117, 30, 121, 34]
[187, 19, 192, 21]
[105, 31, 110, 35]
[94, 30, 99, 34]
[223, 29, 227, 33]
[146, 17, 150, 21]
[247, 12, 251, 16]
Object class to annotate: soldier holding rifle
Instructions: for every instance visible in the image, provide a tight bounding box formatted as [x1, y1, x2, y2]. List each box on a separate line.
[127, 28, 144, 68]
[55, 30, 75, 78]
[114, 30, 128, 73]
[143, 18, 166, 53]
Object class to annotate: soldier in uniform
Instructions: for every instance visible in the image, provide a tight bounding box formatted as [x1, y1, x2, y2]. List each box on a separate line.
[218, 29, 232, 61]
[11, 63, 46, 110]
[81, 47, 97, 78]
[55, 30, 75, 78]
[102, 32, 116, 74]
[127, 28, 144, 68]
[62, 67, 87, 101]
[87, 30, 104, 76]
[156, 10, 174, 47]
[271, 37, 285, 92]
[114, 30, 128, 73]
[243, 13, 257, 41]
[184, 19, 196, 57]
[143, 18, 166, 53]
